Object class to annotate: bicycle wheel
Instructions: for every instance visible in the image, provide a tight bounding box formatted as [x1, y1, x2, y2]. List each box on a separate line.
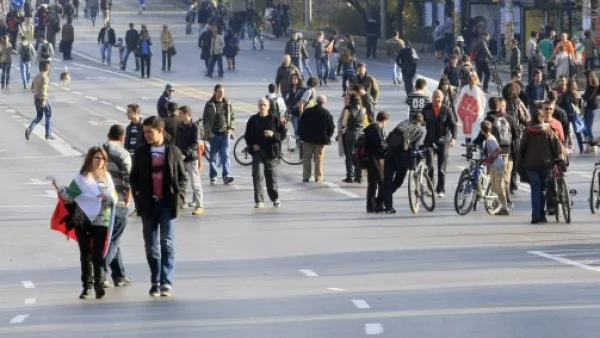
[408, 169, 420, 214]
[421, 169, 436, 212]
[233, 135, 252, 166]
[558, 177, 572, 224]
[589, 168, 600, 214]
[454, 169, 476, 215]
[483, 183, 502, 215]
[280, 134, 303, 165]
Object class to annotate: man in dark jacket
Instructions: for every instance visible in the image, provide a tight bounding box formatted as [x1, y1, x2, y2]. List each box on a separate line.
[198, 24, 213, 68]
[244, 97, 286, 208]
[176, 105, 204, 215]
[125, 103, 145, 157]
[352, 62, 380, 104]
[396, 41, 417, 94]
[156, 83, 173, 118]
[298, 95, 334, 183]
[422, 90, 457, 197]
[474, 32, 493, 93]
[130, 116, 186, 298]
[363, 111, 390, 212]
[122, 23, 139, 71]
[163, 102, 179, 143]
[203, 84, 235, 185]
[97, 21, 116, 65]
[509, 38, 521, 73]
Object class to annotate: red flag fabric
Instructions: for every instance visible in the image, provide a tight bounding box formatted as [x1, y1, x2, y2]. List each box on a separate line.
[50, 196, 78, 242]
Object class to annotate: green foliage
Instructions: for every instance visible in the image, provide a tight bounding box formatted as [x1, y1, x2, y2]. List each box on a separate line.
[329, 7, 366, 35]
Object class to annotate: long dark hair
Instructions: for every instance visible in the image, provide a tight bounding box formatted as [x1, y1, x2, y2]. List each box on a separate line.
[80, 146, 108, 175]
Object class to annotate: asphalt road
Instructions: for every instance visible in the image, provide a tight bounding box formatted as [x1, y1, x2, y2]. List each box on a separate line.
[1, 3, 600, 338]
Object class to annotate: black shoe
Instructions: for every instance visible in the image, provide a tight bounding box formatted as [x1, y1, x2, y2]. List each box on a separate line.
[302, 178, 309, 183]
[539, 217, 548, 223]
[531, 218, 539, 224]
[323, 79, 327, 85]
[224, 176, 235, 185]
[45, 135, 55, 140]
[113, 276, 132, 287]
[366, 207, 375, 213]
[354, 177, 362, 184]
[25, 128, 31, 140]
[79, 287, 93, 299]
[342, 178, 353, 183]
[94, 285, 106, 299]
[547, 209, 556, 216]
[384, 207, 396, 214]
[149, 284, 160, 298]
[160, 283, 172, 297]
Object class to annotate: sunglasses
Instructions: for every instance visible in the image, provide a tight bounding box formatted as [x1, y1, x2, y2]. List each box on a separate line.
[93, 156, 106, 161]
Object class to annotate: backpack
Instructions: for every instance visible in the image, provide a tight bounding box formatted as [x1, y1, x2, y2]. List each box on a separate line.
[266, 95, 280, 117]
[20, 44, 32, 62]
[352, 134, 370, 169]
[40, 42, 51, 59]
[304, 88, 316, 109]
[493, 116, 512, 147]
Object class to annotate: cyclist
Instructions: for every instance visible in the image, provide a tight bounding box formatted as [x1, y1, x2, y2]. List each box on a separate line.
[405, 78, 431, 117]
[421, 89, 457, 198]
[381, 113, 427, 214]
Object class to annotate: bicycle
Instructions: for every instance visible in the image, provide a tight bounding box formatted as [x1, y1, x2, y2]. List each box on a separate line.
[490, 61, 503, 96]
[453, 143, 502, 215]
[407, 148, 435, 214]
[550, 158, 573, 223]
[589, 160, 600, 214]
[233, 112, 303, 166]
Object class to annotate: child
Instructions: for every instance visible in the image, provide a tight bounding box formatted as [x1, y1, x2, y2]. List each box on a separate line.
[481, 120, 509, 215]
[116, 37, 125, 68]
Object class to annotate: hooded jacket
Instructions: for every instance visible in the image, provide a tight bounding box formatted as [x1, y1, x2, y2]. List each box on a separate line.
[517, 123, 562, 170]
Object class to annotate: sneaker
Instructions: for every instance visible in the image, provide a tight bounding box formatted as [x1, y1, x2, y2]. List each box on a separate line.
[149, 284, 160, 298]
[45, 135, 55, 140]
[273, 200, 280, 208]
[437, 191, 445, 198]
[254, 202, 264, 208]
[94, 285, 106, 299]
[496, 208, 510, 216]
[79, 287, 93, 299]
[25, 128, 31, 140]
[384, 207, 397, 214]
[192, 207, 205, 215]
[160, 283, 172, 297]
[102, 280, 113, 288]
[342, 178, 353, 183]
[302, 178, 309, 183]
[210, 178, 217, 185]
[113, 276, 132, 287]
[224, 176, 235, 185]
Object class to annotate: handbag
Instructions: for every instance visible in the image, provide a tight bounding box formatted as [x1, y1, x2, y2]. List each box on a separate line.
[167, 46, 177, 56]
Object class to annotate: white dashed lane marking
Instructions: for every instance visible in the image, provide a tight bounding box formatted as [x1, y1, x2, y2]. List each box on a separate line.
[327, 287, 345, 292]
[21, 281, 35, 289]
[298, 269, 318, 277]
[352, 299, 371, 309]
[24, 298, 36, 304]
[365, 323, 384, 335]
[9, 314, 29, 324]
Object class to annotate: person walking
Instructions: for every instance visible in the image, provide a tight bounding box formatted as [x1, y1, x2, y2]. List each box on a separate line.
[137, 31, 152, 78]
[340, 92, 366, 183]
[285, 32, 307, 74]
[53, 146, 117, 299]
[122, 23, 139, 71]
[582, 30, 596, 70]
[198, 23, 213, 69]
[312, 31, 329, 86]
[130, 116, 186, 298]
[433, 21, 445, 59]
[36, 36, 54, 72]
[363, 111, 389, 212]
[88, 0, 99, 26]
[223, 28, 239, 71]
[298, 94, 334, 183]
[473, 32, 493, 93]
[97, 21, 115, 65]
[100, 0, 111, 25]
[479, 120, 510, 215]
[275, 54, 300, 98]
[160, 24, 174, 72]
[203, 84, 235, 185]
[244, 97, 286, 208]
[0, 35, 12, 90]
[176, 105, 205, 215]
[206, 25, 224, 78]
[387, 32, 403, 85]
[509, 38, 521, 73]
[25, 62, 53, 140]
[582, 70, 600, 153]
[60, 18, 74, 60]
[102, 124, 133, 288]
[19, 35, 36, 89]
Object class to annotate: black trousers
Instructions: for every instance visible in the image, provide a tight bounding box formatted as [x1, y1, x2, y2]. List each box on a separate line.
[402, 71, 415, 95]
[161, 51, 172, 71]
[366, 159, 384, 210]
[476, 61, 491, 90]
[252, 151, 279, 203]
[425, 141, 449, 193]
[383, 153, 409, 209]
[366, 35, 377, 58]
[75, 225, 107, 288]
[140, 55, 151, 78]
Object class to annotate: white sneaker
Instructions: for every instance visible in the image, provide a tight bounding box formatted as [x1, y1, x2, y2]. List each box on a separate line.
[437, 192, 445, 198]
[254, 202, 264, 209]
[210, 178, 217, 185]
[273, 200, 280, 208]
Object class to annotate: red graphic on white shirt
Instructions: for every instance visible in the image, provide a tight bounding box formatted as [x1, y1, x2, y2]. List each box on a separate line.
[457, 93, 480, 135]
[151, 151, 164, 199]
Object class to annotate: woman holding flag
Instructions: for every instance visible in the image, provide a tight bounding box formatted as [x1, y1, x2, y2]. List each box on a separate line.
[53, 146, 117, 300]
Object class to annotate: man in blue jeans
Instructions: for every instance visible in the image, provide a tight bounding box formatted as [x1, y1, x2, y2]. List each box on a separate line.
[203, 84, 236, 185]
[25, 62, 53, 140]
[130, 116, 186, 297]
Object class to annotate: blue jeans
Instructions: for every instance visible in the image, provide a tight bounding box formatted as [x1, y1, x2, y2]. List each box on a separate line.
[291, 56, 302, 74]
[526, 167, 551, 220]
[28, 98, 52, 137]
[89, 7, 98, 25]
[584, 106, 597, 139]
[122, 48, 139, 69]
[316, 57, 329, 81]
[209, 134, 231, 179]
[141, 200, 175, 285]
[104, 207, 128, 279]
[328, 53, 339, 79]
[100, 43, 112, 64]
[301, 58, 313, 78]
[20, 60, 31, 87]
[207, 54, 223, 77]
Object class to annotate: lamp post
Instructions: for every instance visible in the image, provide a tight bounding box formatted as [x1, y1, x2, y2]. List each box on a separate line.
[304, 0, 312, 30]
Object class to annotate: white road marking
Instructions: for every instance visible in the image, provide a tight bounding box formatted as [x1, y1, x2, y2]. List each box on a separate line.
[22, 281, 34, 289]
[528, 250, 600, 272]
[100, 101, 111, 105]
[519, 184, 531, 192]
[298, 269, 318, 277]
[25, 178, 49, 185]
[72, 90, 83, 95]
[34, 190, 56, 198]
[322, 182, 360, 198]
[10, 115, 20, 118]
[352, 299, 371, 309]
[51, 82, 60, 86]
[9, 314, 29, 324]
[84, 96, 98, 101]
[22, 123, 83, 156]
[327, 287, 345, 292]
[89, 121, 99, 125]
[5, 108, 15, 113]
[24, 298, 36, 304]
[365, 323, 384, 335]
[0, 149, 6, 153]
[115, 106, 126, 112]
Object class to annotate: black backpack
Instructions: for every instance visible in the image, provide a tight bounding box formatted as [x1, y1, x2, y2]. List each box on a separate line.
[40, 43, 51, 59]
[20, 44, 32, 62]
[266, 95, 280, 117]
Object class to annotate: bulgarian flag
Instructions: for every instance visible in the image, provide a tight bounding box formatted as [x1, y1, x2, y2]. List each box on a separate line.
[50, 174, 118, 257]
